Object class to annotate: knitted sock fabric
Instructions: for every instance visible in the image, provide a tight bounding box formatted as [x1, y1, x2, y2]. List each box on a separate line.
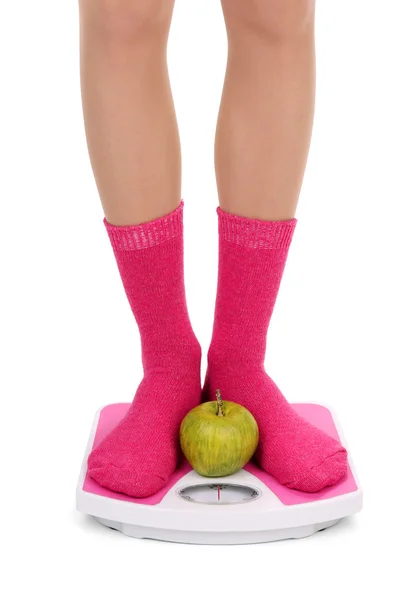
[203, 207, 347, 492]
[88, 202, 201, 497]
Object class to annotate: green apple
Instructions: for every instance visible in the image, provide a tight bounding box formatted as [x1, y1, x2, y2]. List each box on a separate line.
[180, 390, 259, 477]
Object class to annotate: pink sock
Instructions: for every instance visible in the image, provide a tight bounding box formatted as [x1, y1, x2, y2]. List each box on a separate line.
[203, 207, 348, 492]
[88, 202, 201, 497]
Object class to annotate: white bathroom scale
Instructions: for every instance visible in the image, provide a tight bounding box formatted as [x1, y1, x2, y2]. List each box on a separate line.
[76, 403, 362, 544]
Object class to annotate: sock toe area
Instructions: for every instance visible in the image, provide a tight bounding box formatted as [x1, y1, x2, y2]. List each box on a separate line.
[88, 463, 168, 498]
[286, 447, 348, 493]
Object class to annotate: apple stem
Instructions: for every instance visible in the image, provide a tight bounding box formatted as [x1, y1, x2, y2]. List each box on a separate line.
[216, 389, 224, 417]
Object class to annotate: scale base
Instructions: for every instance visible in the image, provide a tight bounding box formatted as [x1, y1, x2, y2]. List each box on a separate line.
[94, 516, 342, 544]
[77, 403, 362, 545]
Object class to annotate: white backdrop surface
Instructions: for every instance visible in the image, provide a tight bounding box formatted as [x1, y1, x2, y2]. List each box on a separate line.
[0, 1, 399, 598]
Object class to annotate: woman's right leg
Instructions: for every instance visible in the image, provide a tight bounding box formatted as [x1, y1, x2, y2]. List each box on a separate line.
[79, 0, 201, 497]
[79, 0, 180, 225]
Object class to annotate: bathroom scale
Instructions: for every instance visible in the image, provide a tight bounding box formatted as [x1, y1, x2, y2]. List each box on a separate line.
[76, 403, 362, 544]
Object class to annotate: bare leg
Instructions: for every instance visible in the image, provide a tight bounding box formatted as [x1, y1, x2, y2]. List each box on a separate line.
[216, 0, 316, 220]
[205, 1, 348, 493]
[79, 1, 201, 498]
[79, 0, 179, 225]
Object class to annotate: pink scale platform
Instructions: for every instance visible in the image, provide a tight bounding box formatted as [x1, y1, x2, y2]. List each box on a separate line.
[76, 403, 362, 544]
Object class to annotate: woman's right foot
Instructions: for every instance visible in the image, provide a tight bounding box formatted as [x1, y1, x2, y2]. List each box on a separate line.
[88, 202, 201, 497]
[89, 362, 201, 498]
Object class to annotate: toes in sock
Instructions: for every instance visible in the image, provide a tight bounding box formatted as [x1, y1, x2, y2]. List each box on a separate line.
[204, 208, 347, 492]
[88, 202, 201, 497]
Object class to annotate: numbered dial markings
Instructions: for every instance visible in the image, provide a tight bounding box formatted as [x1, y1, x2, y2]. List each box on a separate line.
[177, 483, 261, 505]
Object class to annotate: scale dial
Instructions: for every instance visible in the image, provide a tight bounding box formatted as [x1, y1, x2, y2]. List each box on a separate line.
[177, 483, 261, 505]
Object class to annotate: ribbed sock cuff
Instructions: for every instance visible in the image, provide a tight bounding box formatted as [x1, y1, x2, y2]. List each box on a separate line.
[104, 201, 184, 251]
[217, 206, 297, 250]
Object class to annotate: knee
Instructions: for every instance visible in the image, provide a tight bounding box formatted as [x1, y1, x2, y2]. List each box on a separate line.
[222, 0, 315, 43]
[79, 0, 174, 46]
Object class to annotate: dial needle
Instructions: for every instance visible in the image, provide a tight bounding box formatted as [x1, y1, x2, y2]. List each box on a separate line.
[218, 485, 221, 501]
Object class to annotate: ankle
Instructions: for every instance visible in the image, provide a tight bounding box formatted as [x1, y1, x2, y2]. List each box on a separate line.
[207, 344, 263, 374]
[180, 334, 202, 370]
[143, 332, 201, 374]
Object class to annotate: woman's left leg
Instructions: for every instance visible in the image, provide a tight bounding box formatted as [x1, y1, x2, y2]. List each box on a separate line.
[205, 0, 348, 492]
[215, 0, 316, 220]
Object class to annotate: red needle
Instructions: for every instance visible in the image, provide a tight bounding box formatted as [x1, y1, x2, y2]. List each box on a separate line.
[218, 485, 221, 501]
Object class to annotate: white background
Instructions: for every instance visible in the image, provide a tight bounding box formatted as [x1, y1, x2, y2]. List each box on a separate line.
[1, 1, 399, 598]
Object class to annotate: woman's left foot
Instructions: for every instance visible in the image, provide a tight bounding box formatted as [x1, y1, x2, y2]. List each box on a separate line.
[203, 368, 347, 492]
[204, 208, 348, 493]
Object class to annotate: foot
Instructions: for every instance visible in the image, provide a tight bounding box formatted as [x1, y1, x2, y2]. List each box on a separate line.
[88, 356, 201, 497]
[203, 366, 347, 492]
